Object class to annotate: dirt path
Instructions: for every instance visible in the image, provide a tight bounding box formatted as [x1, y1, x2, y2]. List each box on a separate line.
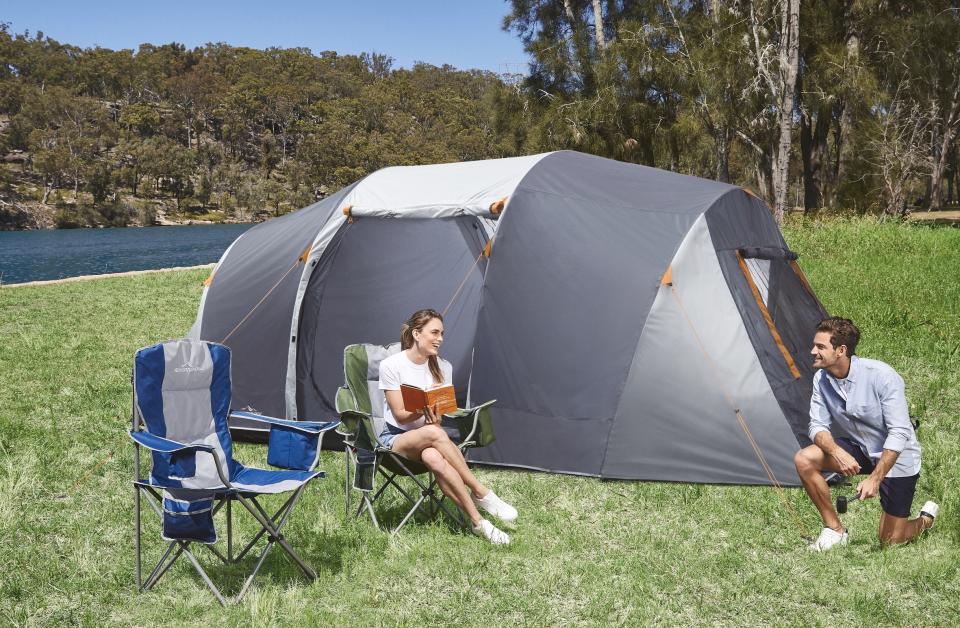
[908, 210, 960, 225]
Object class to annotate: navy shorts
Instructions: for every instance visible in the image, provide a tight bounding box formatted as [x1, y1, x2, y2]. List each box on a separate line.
[378, 422, 408, 449]
[835, 438, 919, 518]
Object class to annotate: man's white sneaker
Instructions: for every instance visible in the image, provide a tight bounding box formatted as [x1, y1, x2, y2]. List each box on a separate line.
[919, 501, 939, 527]
[472, 519, 510, 545]
[473, 490, 518, 523]
[808, 526, 848, 552]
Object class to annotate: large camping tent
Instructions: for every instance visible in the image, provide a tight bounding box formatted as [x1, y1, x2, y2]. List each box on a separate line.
[190, 151, 827, 485]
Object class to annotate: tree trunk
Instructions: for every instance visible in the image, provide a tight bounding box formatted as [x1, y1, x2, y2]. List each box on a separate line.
[592, 0, 606, 51]
[669, 132, 680, 172]
[946, 148, 957, 205]
[800, 103, 830, 211]
[563, 0, 596, 93]
[800, 109, 816, 210]
[836, 2, 859, 198]
[771, 0, 801, 223]
[755, 163, 773, 204]
[929, 81, 960, 210]
[715, 127, 730, 183]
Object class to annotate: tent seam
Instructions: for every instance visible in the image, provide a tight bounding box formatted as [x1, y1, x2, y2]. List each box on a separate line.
[595, 214, 704, 476]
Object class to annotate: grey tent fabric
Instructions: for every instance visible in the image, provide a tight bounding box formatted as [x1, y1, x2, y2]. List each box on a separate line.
[295, 216, 486, 422]
[466, 152, 728, 476]
[704, 192, 827, 445]
[193, 150, 828, 485]
[198, 185, 356, 422]
[598, 217, 800, 483]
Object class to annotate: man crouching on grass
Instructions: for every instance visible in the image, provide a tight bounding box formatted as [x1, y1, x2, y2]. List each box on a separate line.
[794, 317, 938, 551]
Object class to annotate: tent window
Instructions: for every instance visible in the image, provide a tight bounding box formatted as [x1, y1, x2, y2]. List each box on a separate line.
[743, 257, 771, 306]
[735, 250, 801, 379]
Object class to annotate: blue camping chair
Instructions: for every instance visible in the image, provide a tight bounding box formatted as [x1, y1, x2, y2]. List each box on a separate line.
[130, 339, 338, 605]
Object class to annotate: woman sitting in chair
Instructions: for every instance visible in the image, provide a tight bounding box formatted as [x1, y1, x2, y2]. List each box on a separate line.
[379, 308, 517, 545]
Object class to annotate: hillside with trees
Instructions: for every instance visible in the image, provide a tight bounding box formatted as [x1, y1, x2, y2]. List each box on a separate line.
[2, 1, 958, 230]
[0, 25, 513, 229]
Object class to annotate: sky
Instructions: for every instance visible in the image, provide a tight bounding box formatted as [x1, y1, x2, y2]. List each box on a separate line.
[2, 0, 531, 74]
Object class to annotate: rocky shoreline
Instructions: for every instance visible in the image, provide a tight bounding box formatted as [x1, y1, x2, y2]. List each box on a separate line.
[0, 196, 254, 231]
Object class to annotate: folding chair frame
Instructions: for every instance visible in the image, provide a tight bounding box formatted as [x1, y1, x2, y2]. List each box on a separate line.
[338, 399, 496, 536]
[130, 379, 330, 605]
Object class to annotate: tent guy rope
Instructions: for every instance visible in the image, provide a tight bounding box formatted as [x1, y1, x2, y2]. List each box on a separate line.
[669, 284, 812, 539]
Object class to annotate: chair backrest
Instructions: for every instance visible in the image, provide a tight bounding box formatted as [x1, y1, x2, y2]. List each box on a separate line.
[134, 339, 236, 488]
[342, 342, 401, 422]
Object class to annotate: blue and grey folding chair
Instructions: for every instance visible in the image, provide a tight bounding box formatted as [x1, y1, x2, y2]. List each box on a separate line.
[130, 339, 339, 605]
[334, 343, 496, 534]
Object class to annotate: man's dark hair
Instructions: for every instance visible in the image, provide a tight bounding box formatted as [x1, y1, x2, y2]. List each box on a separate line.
[816, 317, 860, 355]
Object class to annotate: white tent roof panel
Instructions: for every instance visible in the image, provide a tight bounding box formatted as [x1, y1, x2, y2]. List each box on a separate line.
[342, 153, 552, 218]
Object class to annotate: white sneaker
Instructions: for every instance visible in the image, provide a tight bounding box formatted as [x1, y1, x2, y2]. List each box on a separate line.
[920, 501, 939, 526]
[472, 519, 510, 545]
[473, 490, 518, 523]
[808, 526, 848, 552]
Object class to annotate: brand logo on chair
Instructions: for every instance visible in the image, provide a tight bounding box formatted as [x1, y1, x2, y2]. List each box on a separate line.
[174, 362, 204, 373]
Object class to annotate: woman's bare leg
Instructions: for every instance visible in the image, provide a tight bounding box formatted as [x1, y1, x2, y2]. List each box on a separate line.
[393, 425, 488, 497]
[419, 447, 483, 524]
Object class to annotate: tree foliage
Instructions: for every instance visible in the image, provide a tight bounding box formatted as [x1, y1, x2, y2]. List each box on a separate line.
[2, 5, 959, 229]
[0, 26, 512, 226]
[496, 0, 960, 218]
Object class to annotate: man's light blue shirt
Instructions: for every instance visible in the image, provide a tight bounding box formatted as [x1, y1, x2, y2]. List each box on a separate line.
[809, 355, 921, 477]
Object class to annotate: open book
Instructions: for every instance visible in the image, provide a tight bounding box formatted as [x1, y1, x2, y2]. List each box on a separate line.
[400, 383, 458, 415]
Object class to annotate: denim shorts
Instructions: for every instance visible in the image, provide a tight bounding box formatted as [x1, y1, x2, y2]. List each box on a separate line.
[378, 422, 408, 449]
[835, 437, 919, 518]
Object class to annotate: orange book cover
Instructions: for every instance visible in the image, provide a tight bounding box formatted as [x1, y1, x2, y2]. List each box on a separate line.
[400, 383, 457, 415]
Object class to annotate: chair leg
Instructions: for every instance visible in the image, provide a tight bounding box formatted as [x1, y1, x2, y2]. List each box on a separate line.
[354, 488, 381, 529]
[204, 499, 233, 564]
[180, 542, 227, 607]
[142, 541, 181, 591]
[134, 485, 142, 589]
[233, 491, 296, 562]
[248, 492, 314, 576]
[392, 494, 429, 535]
[232, 489, 316, 602]
[227, 497, 233, 562]
[380, 455, 469, 533]
[344, 449, 349, 518]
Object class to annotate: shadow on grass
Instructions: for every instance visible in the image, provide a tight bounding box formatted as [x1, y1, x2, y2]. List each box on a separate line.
[352, 490, 471, 537]
[134, 522, 369, 600]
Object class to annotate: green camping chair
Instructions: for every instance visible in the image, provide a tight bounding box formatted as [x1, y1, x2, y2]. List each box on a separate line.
[334, 343, 495, 534]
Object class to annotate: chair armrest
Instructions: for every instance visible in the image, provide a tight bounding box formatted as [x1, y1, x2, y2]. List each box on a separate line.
[128, 430, 215, 454]
[445, 399, 497, 449]
[129, 431, 232, 487]
[229, 410, 340, 434]
[339, 410, 384, 451]
[335, 386, 357, 414]
[229, 412, 339, 472]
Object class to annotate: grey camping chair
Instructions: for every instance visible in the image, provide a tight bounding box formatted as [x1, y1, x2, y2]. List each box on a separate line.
[130, 339, 339, 605]
[334, 343, 496, 534]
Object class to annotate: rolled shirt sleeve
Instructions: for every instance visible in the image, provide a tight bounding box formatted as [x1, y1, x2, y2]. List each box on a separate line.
[879, 369, 911, 453]
[808, 371, 832, 442]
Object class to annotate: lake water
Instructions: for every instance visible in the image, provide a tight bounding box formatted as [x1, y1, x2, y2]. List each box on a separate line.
[0, 224, 253, 284]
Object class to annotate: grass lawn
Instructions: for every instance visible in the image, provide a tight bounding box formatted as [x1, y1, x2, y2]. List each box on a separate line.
[1, 218, 958, 625]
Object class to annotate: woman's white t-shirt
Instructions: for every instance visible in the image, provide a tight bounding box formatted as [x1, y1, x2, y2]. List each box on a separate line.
[379, 351, 453, 430]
